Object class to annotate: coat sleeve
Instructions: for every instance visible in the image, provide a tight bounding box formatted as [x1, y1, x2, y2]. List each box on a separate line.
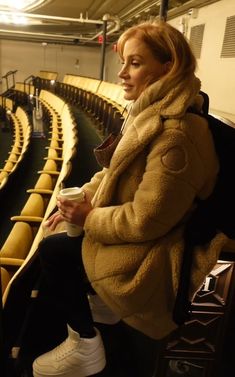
[81, 168, 106, 200]
[84, 126, 218, 244]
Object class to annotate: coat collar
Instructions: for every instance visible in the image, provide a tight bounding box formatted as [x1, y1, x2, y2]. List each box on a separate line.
[108, 74, 201, 173]
[130, 74, 201, 118]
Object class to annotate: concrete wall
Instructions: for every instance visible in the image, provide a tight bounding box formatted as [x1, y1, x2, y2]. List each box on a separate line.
[0, 40, 101, 92]
[169, 0, 235, 121]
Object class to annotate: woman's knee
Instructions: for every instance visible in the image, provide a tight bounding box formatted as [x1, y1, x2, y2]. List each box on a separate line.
[38, 233, 67, 262]
[38, 232, 83, 263]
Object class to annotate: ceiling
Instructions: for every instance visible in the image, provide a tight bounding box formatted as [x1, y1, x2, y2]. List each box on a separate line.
[0, 0, 220, 46]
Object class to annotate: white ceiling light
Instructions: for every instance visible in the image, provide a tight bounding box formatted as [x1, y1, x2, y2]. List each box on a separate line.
[0, 0, 48, 11]
[0, 13, 27, 24]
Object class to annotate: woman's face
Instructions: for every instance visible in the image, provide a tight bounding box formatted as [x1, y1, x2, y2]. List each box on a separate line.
[118, 37, 167, 101]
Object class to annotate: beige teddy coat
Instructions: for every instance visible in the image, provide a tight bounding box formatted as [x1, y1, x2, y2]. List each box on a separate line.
[81, 75, 228, 340]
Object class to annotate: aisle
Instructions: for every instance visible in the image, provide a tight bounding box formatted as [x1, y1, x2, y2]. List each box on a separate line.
[0, 135, 48, 248]
[64, 106, 102, 188]
[0, 125, 12, 167]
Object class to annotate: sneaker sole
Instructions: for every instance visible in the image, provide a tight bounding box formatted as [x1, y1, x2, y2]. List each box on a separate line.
[33, 355, 106, 377]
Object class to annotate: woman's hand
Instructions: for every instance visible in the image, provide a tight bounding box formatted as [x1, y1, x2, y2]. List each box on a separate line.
[42, 210, 64, 231]
[56, 191, 93, 227]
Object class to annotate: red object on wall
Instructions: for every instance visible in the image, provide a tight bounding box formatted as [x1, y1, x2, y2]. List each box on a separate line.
[98, 35, 103, 44]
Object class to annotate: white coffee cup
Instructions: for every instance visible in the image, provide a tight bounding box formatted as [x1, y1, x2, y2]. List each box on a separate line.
[59, 186, 85, 237]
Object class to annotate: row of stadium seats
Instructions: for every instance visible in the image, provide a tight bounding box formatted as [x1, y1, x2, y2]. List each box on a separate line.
[12, 74, 129, 138]
[0, 74, 129, 295]
[0, 96, 14, 112]
[57, 74, 129, 136]
[0, 106, 31, 190]
[0, 90, 78, 300]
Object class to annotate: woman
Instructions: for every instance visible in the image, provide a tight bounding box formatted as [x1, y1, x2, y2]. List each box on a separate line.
[33, 21, 227, 377]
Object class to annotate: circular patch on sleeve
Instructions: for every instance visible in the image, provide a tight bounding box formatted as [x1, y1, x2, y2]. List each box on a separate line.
[161, 146, 186, 171]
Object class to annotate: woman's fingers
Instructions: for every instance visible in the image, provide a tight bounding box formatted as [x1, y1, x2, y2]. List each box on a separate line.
[43, 211, 64, 230]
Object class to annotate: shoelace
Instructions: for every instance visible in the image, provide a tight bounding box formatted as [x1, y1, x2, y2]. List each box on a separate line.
[53, 338, 79, 360]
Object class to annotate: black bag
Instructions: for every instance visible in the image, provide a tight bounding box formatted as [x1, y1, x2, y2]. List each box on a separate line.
[173, 100, 235, 326]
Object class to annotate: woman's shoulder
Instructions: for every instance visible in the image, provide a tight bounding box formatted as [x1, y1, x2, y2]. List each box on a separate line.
[163, 112, 210, 142]
[151, 113, 216, 169]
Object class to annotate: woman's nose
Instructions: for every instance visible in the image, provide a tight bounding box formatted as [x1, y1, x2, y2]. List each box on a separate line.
[118, 66, 128, 79]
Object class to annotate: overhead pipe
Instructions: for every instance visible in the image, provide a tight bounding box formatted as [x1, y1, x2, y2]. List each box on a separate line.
[0, 12, 120, 43]
[0, 28, 88, 41]
[0, 10, 104, 25]
[105, 15, 121, 36]
[93, 14, 120, 42]
[120, 0, 161, 20]
[0, 27, 116, 43]
[0, 35, 98, 46]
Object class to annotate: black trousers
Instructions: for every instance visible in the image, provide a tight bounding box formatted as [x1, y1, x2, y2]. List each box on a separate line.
[38, 232, 95, 336]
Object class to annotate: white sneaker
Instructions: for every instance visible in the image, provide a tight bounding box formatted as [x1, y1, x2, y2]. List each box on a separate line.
[88, 294, 121, 325]
[33, 325, 106, 377]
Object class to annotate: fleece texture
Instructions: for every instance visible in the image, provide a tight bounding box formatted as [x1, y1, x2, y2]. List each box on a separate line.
[81, 75, 228, 339]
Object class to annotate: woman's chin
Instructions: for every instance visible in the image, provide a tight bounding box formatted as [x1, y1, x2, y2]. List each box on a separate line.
[123, 92, 135, 101]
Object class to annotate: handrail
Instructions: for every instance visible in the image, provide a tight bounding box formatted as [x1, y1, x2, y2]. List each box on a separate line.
[2, 70, 17, 79]
[1, 70, 18, 91]
[24, 74, 35, 84]
[24, 75, 35, 95]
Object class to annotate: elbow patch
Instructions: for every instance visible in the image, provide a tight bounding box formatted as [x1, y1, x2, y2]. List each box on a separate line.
[161, 146, 187, 172]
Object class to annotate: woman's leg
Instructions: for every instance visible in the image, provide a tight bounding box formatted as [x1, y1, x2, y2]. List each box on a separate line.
[33, 232, 106, 377]
[38, 232, 95, 337]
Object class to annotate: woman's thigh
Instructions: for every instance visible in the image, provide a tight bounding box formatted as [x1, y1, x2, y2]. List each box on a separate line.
[38, 232, 84, 266]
